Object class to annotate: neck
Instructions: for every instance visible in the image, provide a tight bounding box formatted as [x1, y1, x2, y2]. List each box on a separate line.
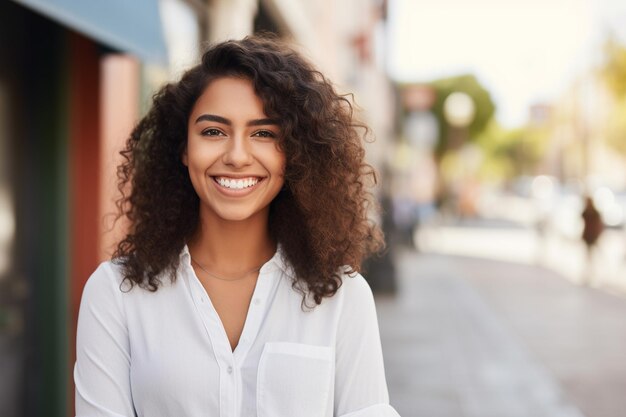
[187, 208, 276, 274]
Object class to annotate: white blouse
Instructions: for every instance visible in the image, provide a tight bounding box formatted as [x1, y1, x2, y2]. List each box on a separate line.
[74, 245, 400, 417]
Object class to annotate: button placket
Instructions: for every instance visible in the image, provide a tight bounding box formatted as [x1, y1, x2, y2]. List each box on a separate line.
[188, 267, 236, 417]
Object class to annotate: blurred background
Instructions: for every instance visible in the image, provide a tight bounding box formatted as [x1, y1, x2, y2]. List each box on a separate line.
[1, 0, 626, 416]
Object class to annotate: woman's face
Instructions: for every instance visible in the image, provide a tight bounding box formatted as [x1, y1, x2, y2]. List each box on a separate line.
[184, 76, 286, 223]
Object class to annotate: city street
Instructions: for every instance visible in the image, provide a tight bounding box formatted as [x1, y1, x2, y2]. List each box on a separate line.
[377, 248, 626, 417]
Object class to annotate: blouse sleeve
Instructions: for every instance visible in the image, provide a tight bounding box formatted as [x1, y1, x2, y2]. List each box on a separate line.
[74, 262, 136, 417]
[333, 273, 401, 417]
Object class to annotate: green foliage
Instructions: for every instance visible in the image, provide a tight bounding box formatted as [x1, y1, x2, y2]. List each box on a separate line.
[475, 120, 549, 181]
[429, 74, 496, 159]
[601, 37, 626, 98]
[606, 97, 626, 155]
[600, 37, 626, 156]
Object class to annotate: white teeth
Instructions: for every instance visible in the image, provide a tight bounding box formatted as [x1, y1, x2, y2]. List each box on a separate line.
[216, 177, 259, 189]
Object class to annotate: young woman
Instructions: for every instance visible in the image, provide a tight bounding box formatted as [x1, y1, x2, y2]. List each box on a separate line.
[74, 35, 400, 417]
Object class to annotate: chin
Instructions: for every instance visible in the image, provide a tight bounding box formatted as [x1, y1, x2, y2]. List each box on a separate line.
[213, 207, 266, 223]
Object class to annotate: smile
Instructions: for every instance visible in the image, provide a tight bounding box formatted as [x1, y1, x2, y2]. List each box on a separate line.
[212, 176, 263, 191]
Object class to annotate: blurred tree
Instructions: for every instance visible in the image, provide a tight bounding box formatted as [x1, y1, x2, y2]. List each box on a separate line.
[475, 120, 548, 181]
[424, 74, 496, 209]
[429, 74, 496, 160]
[600, 37, 626, 156]
[605, 98, 626, 155]
[601, 37, 626, 98]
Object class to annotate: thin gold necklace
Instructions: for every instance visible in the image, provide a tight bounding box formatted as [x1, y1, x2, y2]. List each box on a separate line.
[191, 257, 264, 281]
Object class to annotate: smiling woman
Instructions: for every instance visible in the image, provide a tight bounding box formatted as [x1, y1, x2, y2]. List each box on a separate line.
[74, 35, 400, 417]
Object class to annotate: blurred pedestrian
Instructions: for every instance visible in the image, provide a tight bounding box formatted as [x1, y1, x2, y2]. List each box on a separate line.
[73, 35, 400, 417]
[581, 195, 604, 284]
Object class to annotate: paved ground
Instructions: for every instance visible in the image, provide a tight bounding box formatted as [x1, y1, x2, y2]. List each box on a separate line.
[377, 249, 626, 417]
[416, 222, 626, 296]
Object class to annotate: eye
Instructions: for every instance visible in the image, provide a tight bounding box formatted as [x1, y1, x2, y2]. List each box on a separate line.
[252, 130, 276, 139]
[201, 128, 225, 137]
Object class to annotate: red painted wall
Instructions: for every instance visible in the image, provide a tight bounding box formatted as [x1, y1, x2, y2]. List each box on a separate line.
[68, 32, 101, 416]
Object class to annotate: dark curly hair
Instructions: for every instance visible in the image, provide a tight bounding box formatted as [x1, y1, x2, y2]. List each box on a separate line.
[113, 34, 383, 305]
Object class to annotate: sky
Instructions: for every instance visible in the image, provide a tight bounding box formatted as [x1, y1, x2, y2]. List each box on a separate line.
[387, 0, 626, 127]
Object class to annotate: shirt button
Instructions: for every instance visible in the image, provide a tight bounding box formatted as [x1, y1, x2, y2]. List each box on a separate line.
[227, 366, 233, 374]
[253, 298, 261, 305]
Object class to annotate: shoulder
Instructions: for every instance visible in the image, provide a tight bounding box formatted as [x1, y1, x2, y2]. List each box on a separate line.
[337, 270, 374, 302]
[80, 261, 129, 307]
[333, 269, 377, 316]
[278, 262, 375, 312]
[334, 270, 381, 338]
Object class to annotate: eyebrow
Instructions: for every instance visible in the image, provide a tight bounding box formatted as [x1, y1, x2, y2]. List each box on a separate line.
[194, 114, 279, 127]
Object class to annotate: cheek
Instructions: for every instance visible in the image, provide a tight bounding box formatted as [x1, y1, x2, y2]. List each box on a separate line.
[186, 140, 221, 169]
[259, 145, 287, 176]
[277, 154, 287, 176]
[275, 146, 287, 173]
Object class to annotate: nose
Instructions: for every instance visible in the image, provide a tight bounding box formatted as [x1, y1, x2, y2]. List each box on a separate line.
[222, 134, 254, 167]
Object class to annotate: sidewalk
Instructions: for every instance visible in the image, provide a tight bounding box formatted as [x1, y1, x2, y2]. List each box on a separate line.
[416, 223, 626, 296]
[376, 250, 626, 417]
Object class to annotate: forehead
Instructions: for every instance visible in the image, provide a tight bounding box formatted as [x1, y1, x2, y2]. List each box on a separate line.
[190, 76, 266, 117]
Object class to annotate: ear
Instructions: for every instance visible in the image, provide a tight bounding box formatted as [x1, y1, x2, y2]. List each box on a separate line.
[181, 147, 188, 166]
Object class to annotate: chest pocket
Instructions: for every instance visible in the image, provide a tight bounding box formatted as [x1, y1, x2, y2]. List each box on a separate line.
[257, 342, 334, 417]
